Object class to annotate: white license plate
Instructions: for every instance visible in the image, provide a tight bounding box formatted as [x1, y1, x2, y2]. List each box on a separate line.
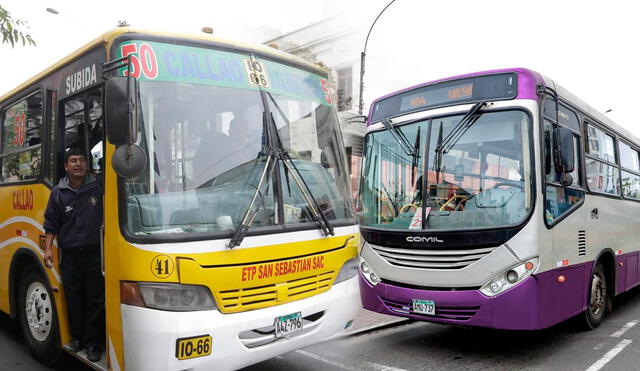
[274, 312, 303, 337]
[412, 299, 436, 315]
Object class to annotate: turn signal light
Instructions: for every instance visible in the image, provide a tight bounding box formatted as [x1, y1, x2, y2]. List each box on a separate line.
[120, 281, 145, 307]
[557, 275, 566, 283]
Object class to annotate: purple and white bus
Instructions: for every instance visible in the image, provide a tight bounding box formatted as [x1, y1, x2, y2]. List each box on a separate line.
[358, 68, 640, 330]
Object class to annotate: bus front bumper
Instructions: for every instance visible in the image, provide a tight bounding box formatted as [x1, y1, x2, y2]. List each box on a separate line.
[120, 276, 359, 371]
[359, 272, 541, 330]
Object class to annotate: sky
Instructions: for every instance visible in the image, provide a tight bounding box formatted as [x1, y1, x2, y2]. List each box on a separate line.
[2, 0, 640, 137]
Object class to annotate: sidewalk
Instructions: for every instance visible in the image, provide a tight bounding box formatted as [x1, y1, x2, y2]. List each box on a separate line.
[341, 307, 410, 337]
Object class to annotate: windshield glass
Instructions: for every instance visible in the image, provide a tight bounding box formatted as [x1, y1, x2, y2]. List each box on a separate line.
[267, 92, 353, 224]
[117, 40, 353, 237]
[359, 110, 532, 230]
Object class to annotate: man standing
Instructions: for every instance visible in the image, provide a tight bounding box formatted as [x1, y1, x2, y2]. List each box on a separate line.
[43, 147, 104, 362]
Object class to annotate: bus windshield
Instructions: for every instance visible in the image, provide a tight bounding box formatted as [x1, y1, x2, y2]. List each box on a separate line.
[119, 41, 353, 238]
[359, 110, 532, 231]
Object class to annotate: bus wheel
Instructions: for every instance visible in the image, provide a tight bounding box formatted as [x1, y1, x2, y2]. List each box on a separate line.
[581, 263, 607, 330]
[17, 268, 61, 365]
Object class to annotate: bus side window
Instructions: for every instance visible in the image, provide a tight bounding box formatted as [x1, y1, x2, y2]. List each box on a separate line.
[543, 116, 585, 225]
[62, 93, 103, 181]
[45, 90, 58, 185]
[0, 91, 44, 183]
[63, 99, 86, 156]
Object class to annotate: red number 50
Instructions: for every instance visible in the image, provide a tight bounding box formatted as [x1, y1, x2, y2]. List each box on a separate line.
[13, 112, 26, 146]
[120, 43, 158, 79]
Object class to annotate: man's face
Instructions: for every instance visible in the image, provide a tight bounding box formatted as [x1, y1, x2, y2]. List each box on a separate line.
[64, 155, 88, 178]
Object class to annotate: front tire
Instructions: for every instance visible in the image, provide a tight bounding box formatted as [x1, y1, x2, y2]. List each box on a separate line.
[581, 263, 607, 330]
[17, 268, 61, 365]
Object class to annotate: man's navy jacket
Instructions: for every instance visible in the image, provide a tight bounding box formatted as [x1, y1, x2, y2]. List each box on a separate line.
[44, 174, 103, 249]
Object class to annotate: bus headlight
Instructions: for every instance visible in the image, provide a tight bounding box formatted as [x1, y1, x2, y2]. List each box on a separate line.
[121, 282, 217, 311]
[480, 257, 538, 297]
[360, 260, 381, 286]
[335, 257, 359, 284]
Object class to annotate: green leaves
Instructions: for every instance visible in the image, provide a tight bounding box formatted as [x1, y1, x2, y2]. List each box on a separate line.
[0, 4, 36, 48]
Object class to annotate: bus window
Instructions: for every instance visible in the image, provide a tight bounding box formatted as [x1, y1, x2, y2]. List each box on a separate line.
[586, 124, 620, 195]
[63, 93, 103, 177]
[63, 99, 85, 156]
[619, 141, 639, 172]
[1, 91, 43, 183]
[619, 142, 640, 199]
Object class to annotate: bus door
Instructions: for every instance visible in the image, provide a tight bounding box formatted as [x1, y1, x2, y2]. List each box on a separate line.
[60, 89, 104, 181]
[58, 87, 106, 360]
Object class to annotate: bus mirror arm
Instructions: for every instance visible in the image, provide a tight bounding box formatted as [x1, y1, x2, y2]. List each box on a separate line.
[103, 57, 147, 179]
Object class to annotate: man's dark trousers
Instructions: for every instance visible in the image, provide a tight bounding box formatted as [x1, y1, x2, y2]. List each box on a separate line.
[60, 245, 105, 348]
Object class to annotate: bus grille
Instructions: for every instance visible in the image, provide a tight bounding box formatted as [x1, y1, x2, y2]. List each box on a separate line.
[370, 244, 496, 270]
[381, 297, 480, 321]
[217, 271, 335, 313]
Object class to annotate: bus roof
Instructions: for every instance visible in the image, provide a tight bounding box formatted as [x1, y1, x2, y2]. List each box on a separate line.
[0, 27, 328, 104]
[367, 67, 640, 146]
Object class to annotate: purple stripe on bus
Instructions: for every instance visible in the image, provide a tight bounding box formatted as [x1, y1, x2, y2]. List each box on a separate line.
[616, 251, 640, 295]
[366, 68, 544, 125]
[359, 261, 594, 330]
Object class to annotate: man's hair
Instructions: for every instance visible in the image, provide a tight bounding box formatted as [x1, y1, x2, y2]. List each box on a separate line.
[65, 147, 87, 163]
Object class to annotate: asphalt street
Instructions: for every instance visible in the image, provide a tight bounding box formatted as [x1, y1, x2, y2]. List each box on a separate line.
[243, 286, 640, 371]
[3, 286, 640, 370]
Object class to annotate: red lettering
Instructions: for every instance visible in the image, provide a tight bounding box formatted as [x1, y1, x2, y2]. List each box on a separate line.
[12, 112, 26, 147]
[12, 189, 33, 211]
[320, 79, 333, 105]
[139, 43, 158, 79]
[121, 43, 141, 78]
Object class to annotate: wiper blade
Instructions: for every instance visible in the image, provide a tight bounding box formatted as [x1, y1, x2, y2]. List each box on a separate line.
[266, 93, 335, 237]
[420, 101, 485, 229]
[436, 101, 486, 154]
[227, 152, 277, 249]
[382, 118, 420, 158]
[281, 153, 335, 236]
[411, 126, 421, 184]
[227, 111, 277, 249]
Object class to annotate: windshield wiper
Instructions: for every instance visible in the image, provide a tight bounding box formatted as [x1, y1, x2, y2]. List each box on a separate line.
[265, 93, 335, 237]
[228, 96, 336, 248]
[382, 118, 420, 159]
[420, 101, 486, 228]
[436, 101, 486, 155]
[227, 115, 279, 249]
[411, 126, 421, 184]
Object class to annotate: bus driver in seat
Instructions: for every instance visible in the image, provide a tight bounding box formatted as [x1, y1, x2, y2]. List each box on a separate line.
[43, 147, 105, 362]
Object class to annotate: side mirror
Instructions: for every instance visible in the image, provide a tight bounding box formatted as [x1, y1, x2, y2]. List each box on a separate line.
[112, 143, 147, 179]
[554, 127, 575, 174]
[105, 76, 138, 145]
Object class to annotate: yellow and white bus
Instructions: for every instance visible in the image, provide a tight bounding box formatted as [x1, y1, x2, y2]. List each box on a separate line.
[0, 28, 360, 370]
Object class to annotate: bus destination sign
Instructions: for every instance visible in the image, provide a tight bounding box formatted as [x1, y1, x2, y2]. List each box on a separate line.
[371, 73, 517, 123]
[400, 83, 473, 111]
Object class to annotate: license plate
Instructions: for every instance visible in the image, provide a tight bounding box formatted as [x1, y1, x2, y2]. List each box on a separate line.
[175, 335, 212, 360]
[412, 299, 436, 315]
[275, 311, 303, 337]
